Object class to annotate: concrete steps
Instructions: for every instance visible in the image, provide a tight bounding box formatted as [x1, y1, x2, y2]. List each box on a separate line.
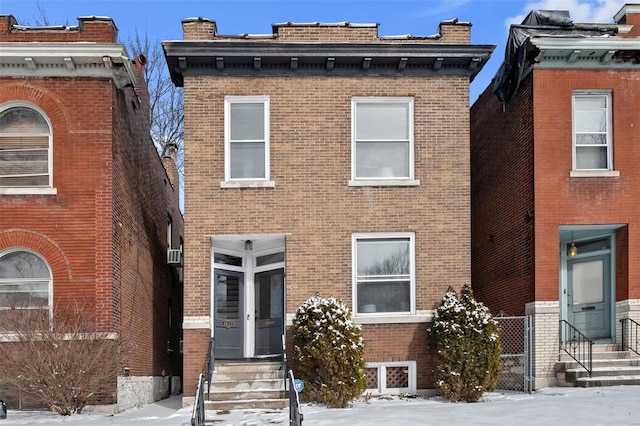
[205, 361, 287, 410]
[556, 346, 640, 387]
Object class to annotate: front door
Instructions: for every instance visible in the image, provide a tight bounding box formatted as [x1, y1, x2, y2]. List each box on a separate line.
[214, 269, 244, 359]
[567, 254, 611, 340]
[255, 268, 285, 356]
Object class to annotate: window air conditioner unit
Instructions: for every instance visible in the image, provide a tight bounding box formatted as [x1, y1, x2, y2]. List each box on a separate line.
[167, 249, 182, 265]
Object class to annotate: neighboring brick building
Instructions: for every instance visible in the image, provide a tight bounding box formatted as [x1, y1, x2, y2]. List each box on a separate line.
[471, 4, 640, 389]
[164, 17, 493, 403]
[0, 16, 183, 409]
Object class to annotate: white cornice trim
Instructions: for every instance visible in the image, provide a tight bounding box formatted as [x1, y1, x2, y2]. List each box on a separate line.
[530, 36, 640, 51]
[0, 43, 137, 88]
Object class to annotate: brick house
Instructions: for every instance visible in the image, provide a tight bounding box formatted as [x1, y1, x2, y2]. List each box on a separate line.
[164, 17, 493, 404]
[0, 16, 183, 409]
[471, 4, 640, 389]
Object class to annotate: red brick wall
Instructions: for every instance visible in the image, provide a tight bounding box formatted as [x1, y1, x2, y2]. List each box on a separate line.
[111, 59, 184, 378]
[0, 15, 117, 43]
[532, 68, 640, 302]
[470, 75, 535, 316]
[0, 18, 183, 392]
[472, 66, 640, 316]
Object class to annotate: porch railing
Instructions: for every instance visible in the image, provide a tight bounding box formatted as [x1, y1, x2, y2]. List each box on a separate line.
[620, 318, 640, 356]
[190, 373, 205, 426]
[559, 320, 593, 378]
[288, 369, 304, 426]
[206, 337, 215, 397]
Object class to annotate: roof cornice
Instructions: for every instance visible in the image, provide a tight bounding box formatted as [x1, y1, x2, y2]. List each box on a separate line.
[0, 42, 137, 88]
[163, 40, 495, 86]
[529, 36, 640, 68]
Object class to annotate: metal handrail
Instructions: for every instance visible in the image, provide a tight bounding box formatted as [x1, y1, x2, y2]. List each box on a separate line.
[289, 370, 303, 426]
[206, 337, 215, 397]
[620, 318, 640, 356]
[190, 373, 205, 426]
[559, 320, 593, 377]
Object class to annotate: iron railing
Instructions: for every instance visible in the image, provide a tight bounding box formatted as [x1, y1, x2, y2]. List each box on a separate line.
[288, 369, 303, 426]
[559, 320, 593, 377]
[620, 318, 640, 356]
[206, 337, 214, 397]
[191, 373, 205, 426]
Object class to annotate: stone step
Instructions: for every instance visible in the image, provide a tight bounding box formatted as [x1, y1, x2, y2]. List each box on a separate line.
[214, 361, 283, 373]
[576, 375, 640, 387]
[204, 398, 288, 410]
[213, 370, 284, 381]
[557, 357, 640, 372]
[566, 365, 640, 381]
[207, 388, 285, 401]
[559, 350, 635, 362]
[208, 378, 285, 391]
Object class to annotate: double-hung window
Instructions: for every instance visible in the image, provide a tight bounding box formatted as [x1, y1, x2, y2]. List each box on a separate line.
[0, 104, 53, 191]
[353, 233, 415, 316]
[572, 91, 613, 172]
[351, 97, 415, 185]
[224, 96, 271, 185]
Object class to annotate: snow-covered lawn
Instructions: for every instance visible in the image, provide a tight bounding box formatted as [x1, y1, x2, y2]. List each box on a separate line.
[1, 385, 639, 425]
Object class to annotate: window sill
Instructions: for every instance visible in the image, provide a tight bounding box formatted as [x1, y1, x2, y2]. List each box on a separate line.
[348, 179, 420, 187]
[570, 170, 620, 178]
[0, 188, 57, 195]
[354, 310, 433, 324]
[220, 180, 275, 189]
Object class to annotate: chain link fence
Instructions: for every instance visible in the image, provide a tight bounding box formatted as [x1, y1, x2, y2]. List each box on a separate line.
[495, 315, 533, 393]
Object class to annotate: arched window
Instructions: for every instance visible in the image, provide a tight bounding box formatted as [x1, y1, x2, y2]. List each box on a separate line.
[0, 104, 52, 188]
[0, 250, 51, 329]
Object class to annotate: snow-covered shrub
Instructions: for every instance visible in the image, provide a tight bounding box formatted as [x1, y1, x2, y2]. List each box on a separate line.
[292, 295, 367, 408]
[428, 285, 502, 402]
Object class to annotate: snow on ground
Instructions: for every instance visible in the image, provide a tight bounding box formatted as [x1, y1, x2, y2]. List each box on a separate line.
[1, 386, 639, 425]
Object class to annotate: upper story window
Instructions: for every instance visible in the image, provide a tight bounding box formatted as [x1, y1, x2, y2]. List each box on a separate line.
[0, 104, 53, 192]
[350, 97, 417, 186]
[223, 96, 273, 187]
[572, 92, 614, 173]
[352, 233, 415, 316]
[0, 249, 52, 330]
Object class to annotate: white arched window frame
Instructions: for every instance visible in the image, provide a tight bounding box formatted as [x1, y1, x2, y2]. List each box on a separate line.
[0, 248, 53, 330]
[0, 101, 55, 195]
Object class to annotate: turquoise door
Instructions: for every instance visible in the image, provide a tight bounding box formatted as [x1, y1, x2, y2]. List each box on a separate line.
[567, 254, 611, 340]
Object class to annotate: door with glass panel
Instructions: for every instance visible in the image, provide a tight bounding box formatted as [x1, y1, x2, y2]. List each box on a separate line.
[254, 268, 284, 356]
[214, 269, 244, 359]
[567, 253, 611, 340]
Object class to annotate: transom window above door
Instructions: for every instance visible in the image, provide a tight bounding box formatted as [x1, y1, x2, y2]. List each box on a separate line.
[0, 103, 53, 192]
[223, 96, 273, 187]
[350, 97, 418, 186]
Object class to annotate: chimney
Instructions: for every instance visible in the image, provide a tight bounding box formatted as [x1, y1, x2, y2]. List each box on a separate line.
[162, 143, 180, 193]
[614, 4, 640, 37]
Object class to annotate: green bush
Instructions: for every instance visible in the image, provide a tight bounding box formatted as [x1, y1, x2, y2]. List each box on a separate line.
[429, 285, 502, 402]
[292, 295, 367, 408]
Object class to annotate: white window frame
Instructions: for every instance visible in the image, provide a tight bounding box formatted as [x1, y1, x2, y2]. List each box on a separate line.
[352, 232, 415, 318]
[349, 97, 419, 187]
[0, 248, 53, 331]
[366, 361, 417, 395]
[0, 101, 56, 195]
[570, 91, 618, 178]
[222, 96, 274, 188]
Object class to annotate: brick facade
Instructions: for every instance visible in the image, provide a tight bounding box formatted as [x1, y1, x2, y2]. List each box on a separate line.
[167, 17, 493, 398]
[0, 15, 183, 407]
[471, 4, 640, 388]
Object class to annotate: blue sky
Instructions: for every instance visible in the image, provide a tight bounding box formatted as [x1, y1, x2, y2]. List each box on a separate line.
[0, 0, 628, 102]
